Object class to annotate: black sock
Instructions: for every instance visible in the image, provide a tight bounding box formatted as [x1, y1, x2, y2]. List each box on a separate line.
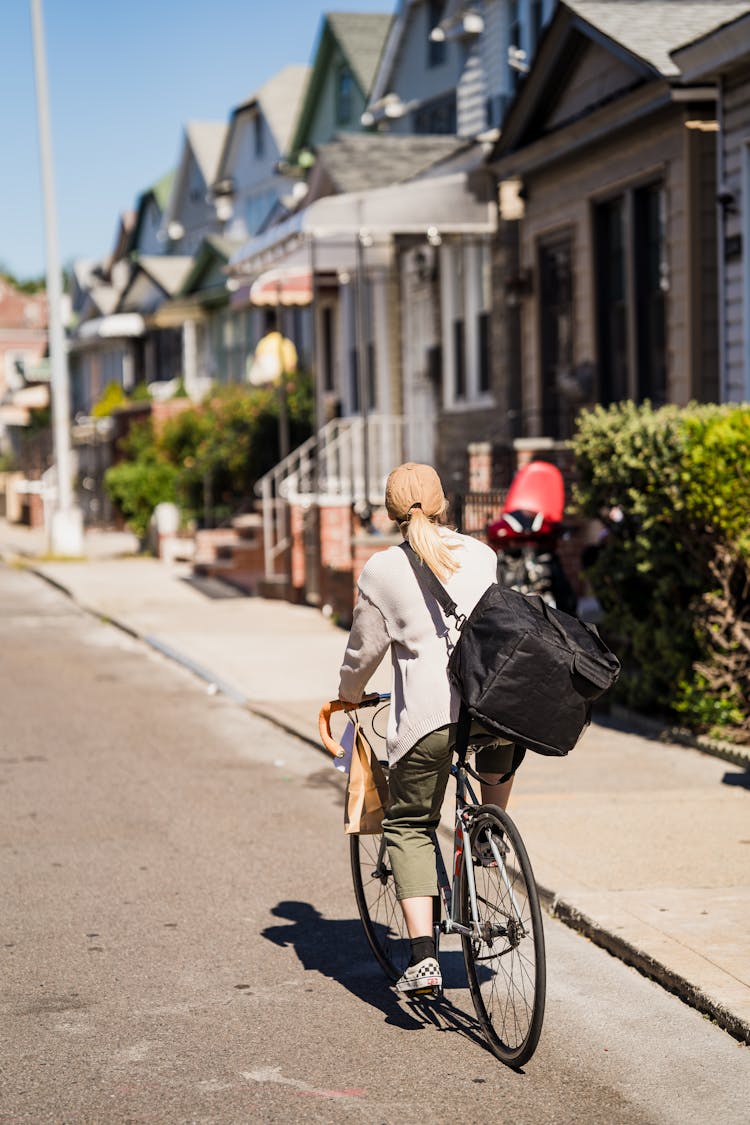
[409, 936, 436, 966]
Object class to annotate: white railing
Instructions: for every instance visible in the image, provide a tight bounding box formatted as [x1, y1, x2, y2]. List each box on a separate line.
[256, 414, 406, 580]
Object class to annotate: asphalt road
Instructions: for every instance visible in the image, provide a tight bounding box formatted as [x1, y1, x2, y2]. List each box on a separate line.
[1, 563, 747, 1125]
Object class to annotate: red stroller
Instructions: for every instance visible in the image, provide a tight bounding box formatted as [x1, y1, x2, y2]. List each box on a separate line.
[487, 461, 577, 614]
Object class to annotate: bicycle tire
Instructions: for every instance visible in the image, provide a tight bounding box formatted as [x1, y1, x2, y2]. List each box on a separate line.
[459, 804, 546, 1067]
[350, 832, 410, 982]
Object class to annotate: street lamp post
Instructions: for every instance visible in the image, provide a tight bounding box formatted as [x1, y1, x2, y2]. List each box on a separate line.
[30, 0, 83, 556]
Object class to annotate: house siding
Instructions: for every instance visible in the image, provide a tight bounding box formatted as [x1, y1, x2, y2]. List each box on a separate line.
[722, 72, 750, 400]
[518, 109, 701, 433]
[305, 48, 368, 149]
[385, 1, 462, 134]
[545, 42, 641, 131]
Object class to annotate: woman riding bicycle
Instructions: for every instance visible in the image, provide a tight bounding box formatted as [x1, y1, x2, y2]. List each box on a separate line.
[338, 462, 519, 995]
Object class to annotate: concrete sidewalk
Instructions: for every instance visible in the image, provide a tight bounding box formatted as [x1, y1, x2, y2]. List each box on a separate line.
[2, 518, 749, 1044]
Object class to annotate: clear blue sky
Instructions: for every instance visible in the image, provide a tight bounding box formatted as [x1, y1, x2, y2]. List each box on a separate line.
[0, 0, 392, 281]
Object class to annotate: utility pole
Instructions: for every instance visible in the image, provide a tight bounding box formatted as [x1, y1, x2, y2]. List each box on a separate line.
[30, 0, 83, 556]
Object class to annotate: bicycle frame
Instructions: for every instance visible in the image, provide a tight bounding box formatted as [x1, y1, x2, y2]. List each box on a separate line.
[319, 693, 527, 951]
[435, 757, 528, 946]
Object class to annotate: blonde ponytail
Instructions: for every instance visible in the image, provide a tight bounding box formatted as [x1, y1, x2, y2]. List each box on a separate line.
[403, 505, 460, 582]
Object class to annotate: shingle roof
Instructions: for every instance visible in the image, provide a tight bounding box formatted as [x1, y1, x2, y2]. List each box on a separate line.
[566, 0, 750, 76]
[326, 12, 393, 94]
[254, 65, 311, 153]
[185, 121, 229, 185]
[314, 133, 471, 193]
[138, 256, 194, 297]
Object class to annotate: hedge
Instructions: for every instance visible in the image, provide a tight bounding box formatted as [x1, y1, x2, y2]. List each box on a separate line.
[571, 401, 749, 740]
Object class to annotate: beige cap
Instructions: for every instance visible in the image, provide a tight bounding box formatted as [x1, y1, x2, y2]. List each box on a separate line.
[385, 462, 445, 522]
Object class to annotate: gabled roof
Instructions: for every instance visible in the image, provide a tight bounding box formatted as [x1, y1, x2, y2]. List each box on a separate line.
[216, 65, 311, 184]
[367, 0, 417, 109]
[493, 0, 741, 160]
[671, 6, 750, 79]
[289, 11, 393, 158]
[565, 0, 750, 77]
[184, 121, 228, 185]
[253, 65, 311, 155]
[134, 256, 194, 297]
[127, 170, 174, 256]
[327, 12, 393, 94]
[311, 132, 471, 194]
[116, 255, 194, 315]
[178, 236, 242, 297]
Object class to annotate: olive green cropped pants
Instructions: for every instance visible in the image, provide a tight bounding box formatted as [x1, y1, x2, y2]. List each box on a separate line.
[382, 722, 517, 901]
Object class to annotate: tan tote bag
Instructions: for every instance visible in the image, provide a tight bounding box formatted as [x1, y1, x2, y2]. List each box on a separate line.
[344, 720, 389, 835]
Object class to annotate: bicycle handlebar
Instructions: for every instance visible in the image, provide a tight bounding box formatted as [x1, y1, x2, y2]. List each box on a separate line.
[318, 692, 389, 757]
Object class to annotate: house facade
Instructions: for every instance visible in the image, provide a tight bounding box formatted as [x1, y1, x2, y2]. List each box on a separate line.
[489, 0, 749, 442]
[672, 9, 750, 402]
[366, 0, 556, 136]
[287, 12, 393, 165]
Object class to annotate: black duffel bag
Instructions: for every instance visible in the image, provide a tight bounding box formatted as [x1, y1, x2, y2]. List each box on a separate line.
[402, 544, 620, 756]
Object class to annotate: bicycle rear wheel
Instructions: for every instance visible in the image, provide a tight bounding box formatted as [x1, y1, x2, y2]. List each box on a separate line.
[350, 832, 410, 981]
[459, 805, 546, 1067]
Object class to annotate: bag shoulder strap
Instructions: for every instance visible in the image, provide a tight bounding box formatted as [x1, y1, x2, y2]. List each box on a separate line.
[400, 541, 465, 627]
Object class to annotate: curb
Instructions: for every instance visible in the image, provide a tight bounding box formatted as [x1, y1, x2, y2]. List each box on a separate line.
[16, 557, 749, 1046]
[548, 896, 750, 1047]
[603, 705, 750, 770]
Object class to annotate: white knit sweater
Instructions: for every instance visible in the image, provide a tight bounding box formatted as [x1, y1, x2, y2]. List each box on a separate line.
[338, 528, 498, 765]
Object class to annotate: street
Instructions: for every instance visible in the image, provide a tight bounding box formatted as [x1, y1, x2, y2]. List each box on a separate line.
[1, 563, 747, 1125]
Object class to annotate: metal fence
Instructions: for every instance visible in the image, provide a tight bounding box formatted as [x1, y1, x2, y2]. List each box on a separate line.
[449, 489, 506, 539]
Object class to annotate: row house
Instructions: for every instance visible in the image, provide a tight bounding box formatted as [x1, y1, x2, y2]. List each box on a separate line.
[0, 277, 49, 523]
[490, 0, 750, 446]
[672, 8, 750, 402]
[226, 2, 557, 610]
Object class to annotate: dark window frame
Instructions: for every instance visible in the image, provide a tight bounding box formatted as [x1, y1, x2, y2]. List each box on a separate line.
[335, 64, 355, 126]
[427, 0, 447, 68]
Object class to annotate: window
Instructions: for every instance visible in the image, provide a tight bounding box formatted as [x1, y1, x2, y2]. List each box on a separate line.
[633, 183, 667, 404]
[413, 91, 457, 134]
[427, 0, 447, 67]
[538, 234, 574, 438]
[530, 0, 544, 51]
[509, 0, 522, 90]
[253, 114, 264, 158]
[321, 306, 335, 392]
[453, 319, 466, 399]
[593, 181, 668, 410]
[476, 243, 492, 394]
[441, 240, 494, 408]
[336, 65, 355, 126]
[595, 198, 629, 404]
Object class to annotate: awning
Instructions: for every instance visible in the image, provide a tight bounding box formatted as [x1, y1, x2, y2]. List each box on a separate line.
[249, 267, 313, 307]
[76, 313, 146, 340]
[228, 170, 497, 278]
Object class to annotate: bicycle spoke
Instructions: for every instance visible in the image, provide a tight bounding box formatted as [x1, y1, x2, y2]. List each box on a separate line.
[351, 833, 410, 981]
[460, 806, 546, 1067]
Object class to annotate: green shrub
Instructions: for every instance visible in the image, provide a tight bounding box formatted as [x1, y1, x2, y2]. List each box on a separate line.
[572, 401, 750, 738]
[92, 382, 129, 417]
[104, 420, 177, 540]
[104, 377, 315, 535]
[159, 377, 314, 524]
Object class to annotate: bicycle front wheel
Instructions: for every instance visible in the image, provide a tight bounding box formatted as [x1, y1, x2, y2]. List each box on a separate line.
[350, 832, 410, 982]
[459, 805, 546, 1067]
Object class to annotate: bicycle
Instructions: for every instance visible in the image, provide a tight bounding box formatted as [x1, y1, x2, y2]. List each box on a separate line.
[319, 691, 546, 1068]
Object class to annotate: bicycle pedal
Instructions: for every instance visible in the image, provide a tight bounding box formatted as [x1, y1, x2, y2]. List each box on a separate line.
[410, 985, 441, 999]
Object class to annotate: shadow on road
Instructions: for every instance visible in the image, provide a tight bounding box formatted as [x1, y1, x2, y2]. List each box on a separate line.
[261, 899, 488, 1052]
